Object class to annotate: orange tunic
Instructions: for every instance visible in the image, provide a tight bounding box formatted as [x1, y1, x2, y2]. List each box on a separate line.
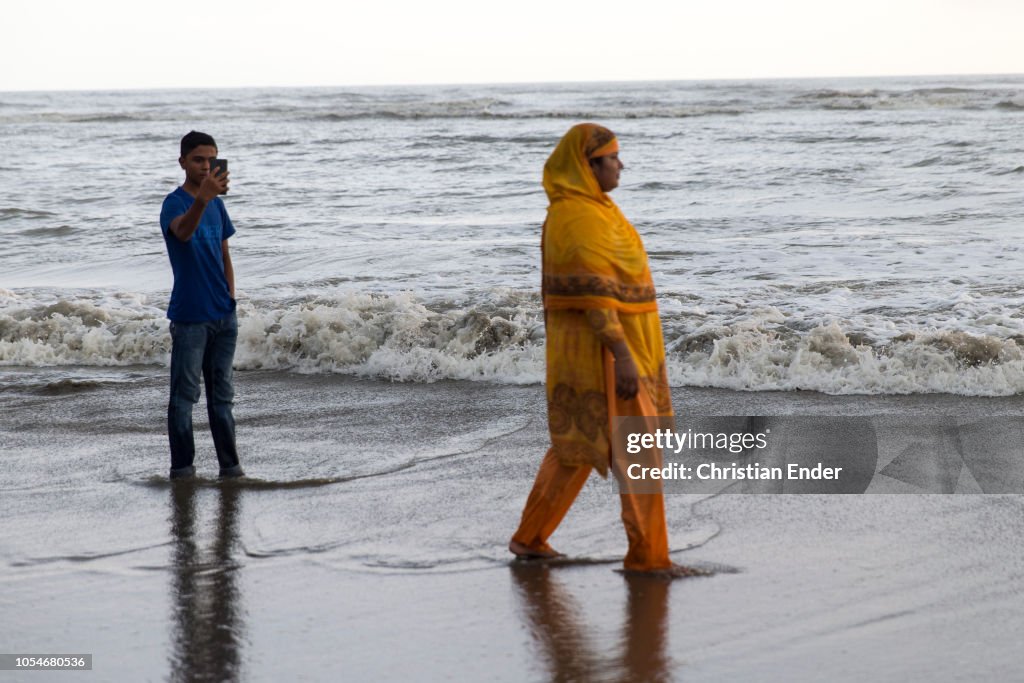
[541, 124, 673, 476]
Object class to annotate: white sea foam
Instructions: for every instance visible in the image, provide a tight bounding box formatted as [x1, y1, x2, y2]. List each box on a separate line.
[671, 321, 1024, 396]
[0, 290, 546, 384]
[0, 291, 169, 367]
[233, 292, 545, 383]
[4, 290, 1024, 395]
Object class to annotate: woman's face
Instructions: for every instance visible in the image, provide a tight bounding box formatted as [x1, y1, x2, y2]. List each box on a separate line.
[590, 153, 623, 192]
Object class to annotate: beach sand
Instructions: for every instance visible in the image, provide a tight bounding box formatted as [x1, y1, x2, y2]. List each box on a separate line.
[3, 370, 1024, 681]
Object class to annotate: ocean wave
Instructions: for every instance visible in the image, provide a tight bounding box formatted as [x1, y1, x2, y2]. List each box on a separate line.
[249, 89, 1021, 118]
[299, 89, 1024, 120]
[910, 87, 978, 95]
[0, 290, 546, 384]
[789, 87, 1009, 111]
[906, 156, 944, 168]
[793, 88, 882, 101]
[234, 292, 544, 382]
[671, 321, 1024, 396]
[789, 135, 889, 144]
[4, 92, 1013, 126]
[20, 225, 77, 237]
[4, 81, 1022, 128]
[0, 294, 169, 367]
[0, 105, 830, 123]
[306, 106, 747, 121]
[0, 112, 160, 124]
[4, 291, 1024, 395]
[0, 208, 57, 220]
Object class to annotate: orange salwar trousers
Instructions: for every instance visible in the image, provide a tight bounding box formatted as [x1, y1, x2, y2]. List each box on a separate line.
[511, 354, 671, 572]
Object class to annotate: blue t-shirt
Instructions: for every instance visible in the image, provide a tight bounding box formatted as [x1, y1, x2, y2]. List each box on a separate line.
[160, 187, 236, 322]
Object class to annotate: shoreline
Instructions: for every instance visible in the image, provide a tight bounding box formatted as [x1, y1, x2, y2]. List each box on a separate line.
[3, 369, 1024, 680]
[7, 363, 1024, 408]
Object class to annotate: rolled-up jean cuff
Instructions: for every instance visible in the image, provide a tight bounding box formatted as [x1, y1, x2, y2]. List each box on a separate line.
[219, 464, 244, 478]
[169, 465, 196, 479]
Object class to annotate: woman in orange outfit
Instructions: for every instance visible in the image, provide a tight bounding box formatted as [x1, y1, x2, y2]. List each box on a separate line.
[509, 123, 680, 573]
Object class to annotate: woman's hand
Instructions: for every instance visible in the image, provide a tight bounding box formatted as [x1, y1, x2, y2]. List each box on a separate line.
[585, 309, 639, 400]
[611, 342, 639, 401]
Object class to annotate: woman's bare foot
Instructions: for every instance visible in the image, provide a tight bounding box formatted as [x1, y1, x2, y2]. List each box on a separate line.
[508, 540, 563, 560]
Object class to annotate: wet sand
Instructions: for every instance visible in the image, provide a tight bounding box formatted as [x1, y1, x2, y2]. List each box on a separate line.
[2, 370, 1024, 681]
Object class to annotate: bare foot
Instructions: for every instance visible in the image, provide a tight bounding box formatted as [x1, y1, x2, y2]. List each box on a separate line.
[508, 540, 563, 560]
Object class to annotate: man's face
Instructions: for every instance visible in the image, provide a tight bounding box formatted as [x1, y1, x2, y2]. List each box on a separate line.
[179, 144, 218, 187]
[590, 153, 623, 192]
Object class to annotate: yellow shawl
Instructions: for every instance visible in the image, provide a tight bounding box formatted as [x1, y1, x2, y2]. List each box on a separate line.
[542, 124, 673, 476]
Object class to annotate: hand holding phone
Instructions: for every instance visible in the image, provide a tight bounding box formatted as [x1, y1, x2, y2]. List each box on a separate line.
[197, 159, 229, 201]
[210, 158, 229, 195]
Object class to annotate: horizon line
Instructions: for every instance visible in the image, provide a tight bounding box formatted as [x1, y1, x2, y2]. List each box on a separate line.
[2, 70, 1023, 96]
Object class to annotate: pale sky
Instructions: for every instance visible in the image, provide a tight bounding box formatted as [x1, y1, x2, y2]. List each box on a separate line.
[3, 0, 1023, 91]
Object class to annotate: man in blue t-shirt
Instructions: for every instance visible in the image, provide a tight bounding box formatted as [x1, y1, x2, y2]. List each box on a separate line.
[160, 131, 243, 479]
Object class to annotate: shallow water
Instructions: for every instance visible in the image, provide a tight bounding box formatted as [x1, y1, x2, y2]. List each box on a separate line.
[3, 374, 1024, 680]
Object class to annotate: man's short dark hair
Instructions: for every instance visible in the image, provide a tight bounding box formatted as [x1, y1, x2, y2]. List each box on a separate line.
[180, 131, 217, 158]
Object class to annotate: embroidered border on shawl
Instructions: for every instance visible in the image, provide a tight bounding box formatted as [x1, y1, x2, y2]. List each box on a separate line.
[543, 274, 656, 304]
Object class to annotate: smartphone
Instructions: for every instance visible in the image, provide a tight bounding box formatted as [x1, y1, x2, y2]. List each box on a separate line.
[210, 158, 228, 194]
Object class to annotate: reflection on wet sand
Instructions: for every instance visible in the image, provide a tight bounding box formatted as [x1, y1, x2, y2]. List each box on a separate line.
[169, 482, 244, 682]
[510, 563, 674, 683]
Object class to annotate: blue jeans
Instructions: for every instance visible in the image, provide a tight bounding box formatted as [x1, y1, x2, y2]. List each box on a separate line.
[168, 311, 240, 474]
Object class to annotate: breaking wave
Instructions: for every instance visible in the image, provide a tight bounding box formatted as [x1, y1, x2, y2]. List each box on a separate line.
[670, 320, 1024, 396]
[3, 289, 1024, 395]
